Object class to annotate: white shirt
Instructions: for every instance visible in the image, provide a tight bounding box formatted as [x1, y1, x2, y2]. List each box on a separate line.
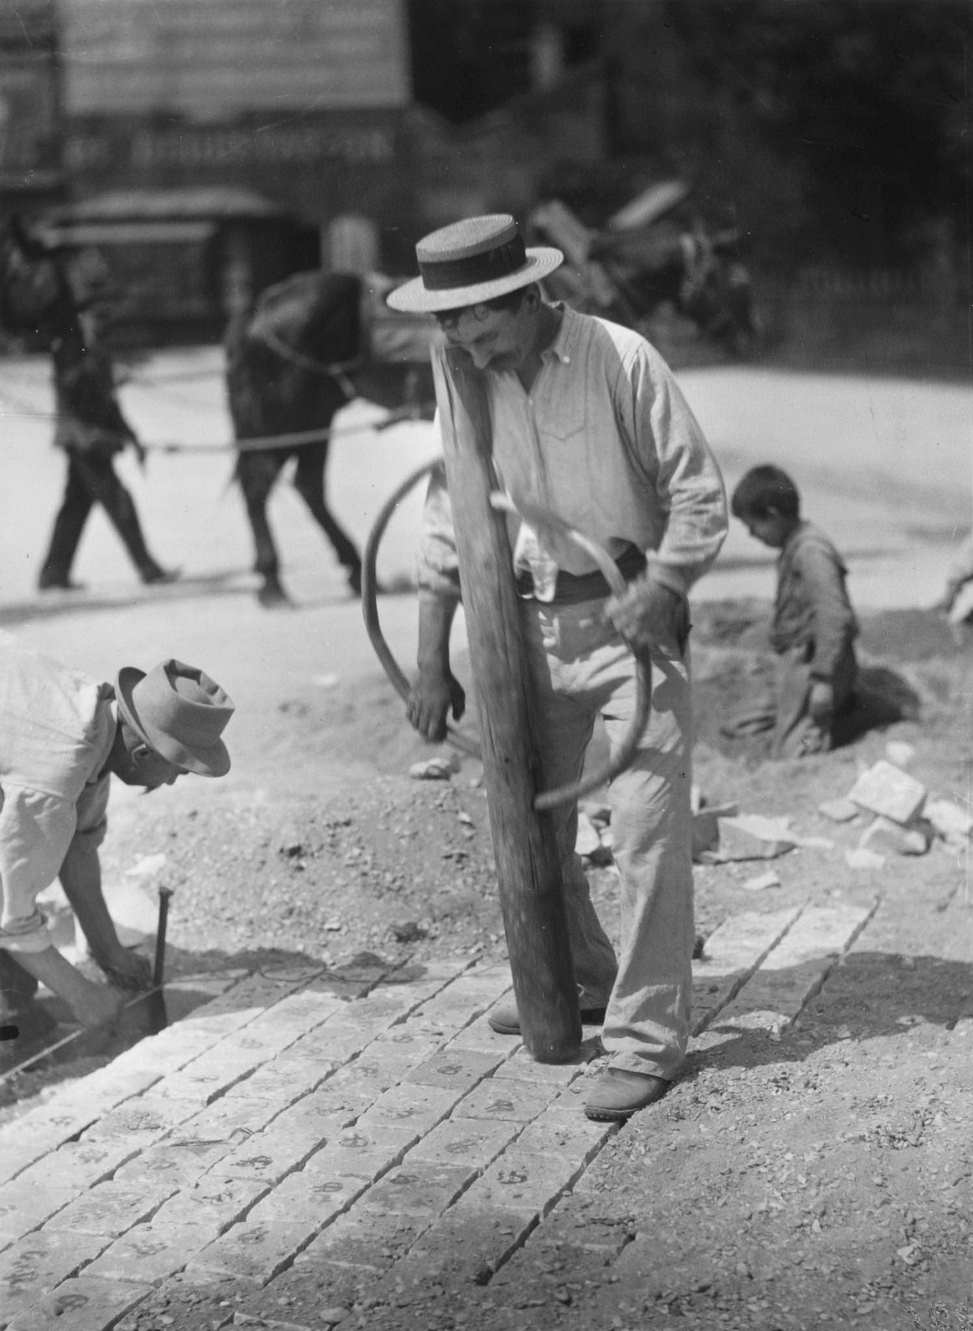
[418, 305, 727, 602]
[0, 634, 113, 953]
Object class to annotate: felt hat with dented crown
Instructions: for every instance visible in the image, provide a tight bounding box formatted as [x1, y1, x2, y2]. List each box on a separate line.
[115, 659, 235, 777]
[386, 214, 563, 314]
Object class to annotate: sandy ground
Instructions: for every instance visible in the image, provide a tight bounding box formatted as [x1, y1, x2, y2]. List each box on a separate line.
[1, 347, 972, 1328]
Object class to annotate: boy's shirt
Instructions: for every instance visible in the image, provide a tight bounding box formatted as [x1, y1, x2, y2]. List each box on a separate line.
[771, 521, 858, 680]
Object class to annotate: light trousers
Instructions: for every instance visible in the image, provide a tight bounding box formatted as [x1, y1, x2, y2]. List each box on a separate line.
[520, 596, 695, 1081]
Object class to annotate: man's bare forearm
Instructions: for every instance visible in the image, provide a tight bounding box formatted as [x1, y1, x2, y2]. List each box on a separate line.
[417, 592, 458, 675]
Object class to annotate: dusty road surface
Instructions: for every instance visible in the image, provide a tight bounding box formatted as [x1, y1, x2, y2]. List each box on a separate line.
[0, 347, 970, 1330]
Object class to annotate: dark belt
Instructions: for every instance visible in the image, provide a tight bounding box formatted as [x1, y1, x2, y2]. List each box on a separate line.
[516, 544, 647, 605]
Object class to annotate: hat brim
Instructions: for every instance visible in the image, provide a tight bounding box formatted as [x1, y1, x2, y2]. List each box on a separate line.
[115, 666, 231, 778]
[385, 247, 564, 313]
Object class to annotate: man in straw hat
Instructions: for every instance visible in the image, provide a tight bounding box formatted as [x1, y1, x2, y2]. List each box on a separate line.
[388, 214, 727, 1121]
[0, 633, 234, 1038]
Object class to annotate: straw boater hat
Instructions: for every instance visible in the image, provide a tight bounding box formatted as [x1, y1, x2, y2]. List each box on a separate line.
[386, 214, 563, 314]
[115, 659, 235, 777]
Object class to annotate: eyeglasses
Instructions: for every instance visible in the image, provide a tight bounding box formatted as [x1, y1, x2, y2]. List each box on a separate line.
[432, 302, 498, 332]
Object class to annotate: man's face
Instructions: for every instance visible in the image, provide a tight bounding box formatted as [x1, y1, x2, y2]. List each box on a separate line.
[434, 294, 531, 372]
[114, 720, 186, 791]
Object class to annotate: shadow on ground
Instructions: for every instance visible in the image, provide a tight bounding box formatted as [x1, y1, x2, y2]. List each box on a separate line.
[689, 949, 973, 1080]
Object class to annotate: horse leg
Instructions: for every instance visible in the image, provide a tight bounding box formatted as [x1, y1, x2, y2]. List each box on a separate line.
[237, 452, 289, 606]
[292, 443, 363, 596]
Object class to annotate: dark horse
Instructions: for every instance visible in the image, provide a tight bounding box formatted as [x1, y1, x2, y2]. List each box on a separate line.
[224, 270, 435, 607]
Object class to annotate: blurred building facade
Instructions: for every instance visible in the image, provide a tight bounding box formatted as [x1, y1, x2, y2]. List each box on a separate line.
[2, 0, 964, 363]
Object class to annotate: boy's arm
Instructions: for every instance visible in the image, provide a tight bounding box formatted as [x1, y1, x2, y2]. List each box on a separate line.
[797, 540, 857, 679]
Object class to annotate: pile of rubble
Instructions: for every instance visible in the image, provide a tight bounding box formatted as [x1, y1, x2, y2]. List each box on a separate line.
[409, 744, 972, 885]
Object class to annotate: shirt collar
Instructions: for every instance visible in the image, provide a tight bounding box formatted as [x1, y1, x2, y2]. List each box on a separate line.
[540, 302, 576, 366]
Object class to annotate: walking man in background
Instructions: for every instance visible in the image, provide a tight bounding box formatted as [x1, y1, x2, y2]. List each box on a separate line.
[0, 213, 178, 592]
[0, 634, 234, 1037]
[388, 214, 727, 1121]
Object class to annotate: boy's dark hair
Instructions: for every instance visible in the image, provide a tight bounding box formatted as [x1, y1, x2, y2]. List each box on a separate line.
[731, 465, 801, 520]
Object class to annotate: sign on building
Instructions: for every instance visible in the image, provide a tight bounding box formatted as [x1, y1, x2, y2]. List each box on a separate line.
[60, 0, 410, 117]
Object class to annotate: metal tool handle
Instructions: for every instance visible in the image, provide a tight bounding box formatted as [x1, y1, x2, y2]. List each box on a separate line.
[153, 887, 173, 988]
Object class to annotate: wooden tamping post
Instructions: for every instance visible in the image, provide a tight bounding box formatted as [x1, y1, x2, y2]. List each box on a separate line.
[432, 344, 580, 1063]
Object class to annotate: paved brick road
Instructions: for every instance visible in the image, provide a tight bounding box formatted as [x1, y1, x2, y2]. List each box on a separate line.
[0, 901, 876, 1329]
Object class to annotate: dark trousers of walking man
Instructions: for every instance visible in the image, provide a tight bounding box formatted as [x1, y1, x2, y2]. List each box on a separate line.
[38, 449, 173, 589]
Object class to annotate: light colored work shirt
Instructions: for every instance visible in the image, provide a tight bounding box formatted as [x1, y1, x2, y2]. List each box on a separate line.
[418, 303, 727, 602]
[0, 634, 114, 953]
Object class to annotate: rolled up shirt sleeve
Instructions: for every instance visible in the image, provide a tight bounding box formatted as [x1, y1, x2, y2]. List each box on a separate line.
[628, 343, 727, 596]
[0, 786, 78, 952]
[416, 459, 462, 604]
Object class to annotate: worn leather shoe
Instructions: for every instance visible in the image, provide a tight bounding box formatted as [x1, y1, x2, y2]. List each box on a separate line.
[37, 574, 85, 592]
[487, 1002, 607, 1036]
[141, 564, 181, 585]
[584, 1067, 670, 1121]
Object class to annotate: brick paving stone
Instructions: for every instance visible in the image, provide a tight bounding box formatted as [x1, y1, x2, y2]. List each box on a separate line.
[0, 1180, 81, 1249]
[512, 1110, 616, 1167]
[249, 1057, 341, 1100]
[526, 1196, 636, 1254]
[152, 1175, 269, 1233]
[406, 1114, 519, 1169]
[296, 1210, 428, 1272]
[43, 1179, 176, 1239]
[80, 1093, 198, 1148]
[415, 964, 512, 1010]
[491, 1044, 597, 1085]
[690, 905, 805, 1036]
[156, 1059, 259, 1108]
[254, 1083, 371, 1126]
[274, 1024, 369, 1066]
[0, 1104, 104, 1184]
[301, 1122, 419, 1180]
[451, 1140, 583, 1220]
[441, 1013, 519, 1057]
[453, 1076, 558, 1123]
[245, 1168, 371, 1226]
[335, 991, 422, 1033]
[402, 1046, 505, 1091]
[173, 1093, 291, 1142]
[318, 1057, 398, 1101]
[113, 1133, 244, 1187]
[100, 1026, 225, 1083]
[80, 1218, 214, 1286]
[200, 1117, 326, 1187]
[356, 1081, 464, 1132]
[355, 1161, 476, 1217]
[360, 1026, 444, 1069]
[392, 1207, 535, 1286]
[0, 1229, 109, 1322]
[10, 1137, 139, 1201]
[5, 1275, 154, 1331]
[702, 902, 875, 1040]
[187, 1216, 321, 1285]
[60, 1061, 164, 1113]
[537, 1079, 620, 1132]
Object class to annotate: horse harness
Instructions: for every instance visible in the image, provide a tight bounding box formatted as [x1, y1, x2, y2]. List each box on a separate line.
[250, 323, 363, 403]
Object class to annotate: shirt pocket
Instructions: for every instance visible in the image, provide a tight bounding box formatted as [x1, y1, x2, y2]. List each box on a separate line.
[535, 395, 586, 444]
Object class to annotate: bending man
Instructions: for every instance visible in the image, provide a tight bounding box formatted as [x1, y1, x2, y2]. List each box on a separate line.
[1, 635, 234, 1036]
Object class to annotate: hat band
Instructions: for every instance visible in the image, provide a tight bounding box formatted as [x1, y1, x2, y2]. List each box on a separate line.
[418, 236, 528, 292]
